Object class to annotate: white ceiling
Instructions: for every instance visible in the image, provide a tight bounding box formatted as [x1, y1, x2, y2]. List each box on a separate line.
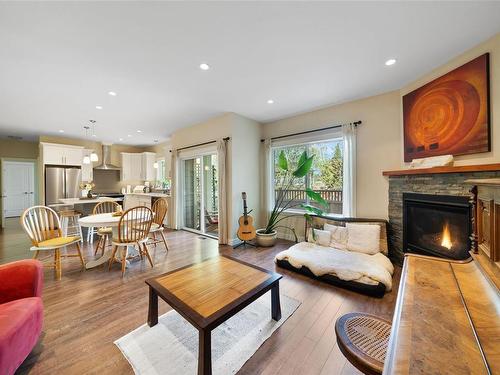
[0, 2, 499, 146]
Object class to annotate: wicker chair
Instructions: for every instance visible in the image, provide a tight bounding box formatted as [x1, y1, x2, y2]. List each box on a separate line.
[335, 312, 392, 375]
[148, 198, 169, 251]
[93, 200, 121, 256]
[20, 206, 85, 280]
[108, 206, 154, 277]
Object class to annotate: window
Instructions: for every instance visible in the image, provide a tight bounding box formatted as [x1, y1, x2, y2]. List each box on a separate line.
[156, 159, 166, 182]
[272, 137, 344, 215]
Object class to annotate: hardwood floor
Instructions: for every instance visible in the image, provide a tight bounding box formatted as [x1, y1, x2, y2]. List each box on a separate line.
[0, 218, 401, 375]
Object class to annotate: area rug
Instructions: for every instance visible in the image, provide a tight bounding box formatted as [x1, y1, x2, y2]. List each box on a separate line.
[115, 294, 300, 375]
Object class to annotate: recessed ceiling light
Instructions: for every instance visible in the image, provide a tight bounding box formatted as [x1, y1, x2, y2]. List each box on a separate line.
[96, 105, 103, 110]
[119, 138, 124, 141]
[385, 58, 397, 66]
[199, 63, 210, 71]
[137, 130, 142, 133]
[108, 91, 117, 96]
[127, 134, 132, 137]
[267, 99, 274, 104]
[58, 130, 64, 133]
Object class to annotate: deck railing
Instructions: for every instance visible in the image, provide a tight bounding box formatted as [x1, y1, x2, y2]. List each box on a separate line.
[275, 189, 343, 203]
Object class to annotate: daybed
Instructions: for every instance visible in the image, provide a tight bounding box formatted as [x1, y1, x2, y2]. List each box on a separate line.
[275, 215, 394, 297]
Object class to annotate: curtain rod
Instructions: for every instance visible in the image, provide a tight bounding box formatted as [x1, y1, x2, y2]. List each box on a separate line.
[169, 137, 230, 153]
[261, 120, 362, 142]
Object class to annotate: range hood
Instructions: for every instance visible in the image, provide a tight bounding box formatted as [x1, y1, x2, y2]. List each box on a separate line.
[94, 144, 120, 170]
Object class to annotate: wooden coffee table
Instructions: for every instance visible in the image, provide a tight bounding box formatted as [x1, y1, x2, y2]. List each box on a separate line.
[145, 255, 283, 375]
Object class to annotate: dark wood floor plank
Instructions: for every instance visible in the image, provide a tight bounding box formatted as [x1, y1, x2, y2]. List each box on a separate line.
[0, 218, 400, 375]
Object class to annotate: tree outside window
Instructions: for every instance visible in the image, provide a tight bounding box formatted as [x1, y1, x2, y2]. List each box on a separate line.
[272, 138, 343, 214]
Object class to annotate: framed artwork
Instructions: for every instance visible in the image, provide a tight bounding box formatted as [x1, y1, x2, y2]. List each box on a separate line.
[403, 53, 490, 162]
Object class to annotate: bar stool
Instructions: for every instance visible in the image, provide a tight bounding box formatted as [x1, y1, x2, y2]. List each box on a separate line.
[60, 210, 83, 242]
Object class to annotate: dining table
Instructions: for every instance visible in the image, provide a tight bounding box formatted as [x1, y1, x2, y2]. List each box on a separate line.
[79, 212, 149, 269]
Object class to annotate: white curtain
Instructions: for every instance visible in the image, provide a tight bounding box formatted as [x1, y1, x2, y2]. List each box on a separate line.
[342, 123, 357, 217]
[170, 150, 179, 229]
[217, 139, 229, 244]
[262, 139, 273, 223]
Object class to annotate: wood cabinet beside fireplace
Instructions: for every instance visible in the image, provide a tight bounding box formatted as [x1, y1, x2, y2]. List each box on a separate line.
[467, 179, 500, 275]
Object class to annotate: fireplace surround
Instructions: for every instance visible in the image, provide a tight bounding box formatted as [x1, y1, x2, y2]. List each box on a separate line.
[403, 193, 471, 260]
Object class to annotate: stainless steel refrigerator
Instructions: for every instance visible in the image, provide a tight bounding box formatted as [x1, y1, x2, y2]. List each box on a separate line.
[45, 166, 82, 205]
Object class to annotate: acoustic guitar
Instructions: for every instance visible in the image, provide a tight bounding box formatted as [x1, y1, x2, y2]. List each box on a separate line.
[237, 192, 256, 241]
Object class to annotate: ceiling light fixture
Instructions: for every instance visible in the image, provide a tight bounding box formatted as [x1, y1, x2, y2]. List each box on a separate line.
[108, 91, 117, 96]
[199, 63, 210, 71]
[127, 134, 132, 137]
[385, 58, 397, 66]
[119, 138, 124, 141]
[58, 130, 64, 133]
[267, 99, 274, 104]
[137, 130, 142, 133]
[96, 105, 103, 110]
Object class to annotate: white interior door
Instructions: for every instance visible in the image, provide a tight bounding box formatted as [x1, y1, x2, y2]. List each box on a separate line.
[1, 161, 35, 220]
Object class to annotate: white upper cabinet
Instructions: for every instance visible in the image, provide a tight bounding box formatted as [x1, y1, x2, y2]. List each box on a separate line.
[121, 152, 156, 181]
[41, 143, 83, 166]
[142, 152, 156, 181]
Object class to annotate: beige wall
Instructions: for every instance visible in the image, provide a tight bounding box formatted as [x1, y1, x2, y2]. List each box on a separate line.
[263, 91, 402, 220]
[401, 32, 500, 167]
[262, 32, 500, 226]
[170, 113, 262, 243]
[0, 139, 39, 159]
[231, 114, 262, 232]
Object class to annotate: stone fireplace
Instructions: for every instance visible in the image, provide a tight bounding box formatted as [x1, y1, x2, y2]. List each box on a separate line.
[385, 166, 500, 265]
[403, 193, 471, 260]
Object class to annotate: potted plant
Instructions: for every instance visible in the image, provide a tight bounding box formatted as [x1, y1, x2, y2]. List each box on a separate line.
[256, 150, 329, 247]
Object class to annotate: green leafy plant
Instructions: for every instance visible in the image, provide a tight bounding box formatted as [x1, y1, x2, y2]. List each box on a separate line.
[262, 150, 329, 242]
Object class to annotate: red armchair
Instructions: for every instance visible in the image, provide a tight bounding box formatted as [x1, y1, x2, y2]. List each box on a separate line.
[0, 260, 44, 375]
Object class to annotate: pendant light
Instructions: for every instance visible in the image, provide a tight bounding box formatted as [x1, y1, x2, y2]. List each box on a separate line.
[82, 124, 98, 163]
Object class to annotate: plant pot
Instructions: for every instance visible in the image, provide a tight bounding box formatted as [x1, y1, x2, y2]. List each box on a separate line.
[255, 229, 278, 247]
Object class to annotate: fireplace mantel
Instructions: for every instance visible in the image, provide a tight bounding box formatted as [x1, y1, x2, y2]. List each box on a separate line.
[383, 163, 500, 177]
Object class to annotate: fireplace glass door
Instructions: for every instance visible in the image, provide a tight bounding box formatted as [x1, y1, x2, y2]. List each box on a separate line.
[403, 193, 471, 260]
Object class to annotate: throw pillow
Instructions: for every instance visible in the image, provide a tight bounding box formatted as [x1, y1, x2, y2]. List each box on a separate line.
[346, 223, 381, 255]
[324, 223, 348, 250]
[313, 229, 331, 247]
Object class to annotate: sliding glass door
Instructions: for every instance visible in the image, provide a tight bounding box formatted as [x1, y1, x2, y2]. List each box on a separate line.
[182, 153, 218, 238]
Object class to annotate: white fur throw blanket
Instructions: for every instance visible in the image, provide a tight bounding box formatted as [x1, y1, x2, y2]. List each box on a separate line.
[275, 242, 394, 291]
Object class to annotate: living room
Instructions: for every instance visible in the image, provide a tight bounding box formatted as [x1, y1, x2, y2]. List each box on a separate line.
[0, 2, 499, 375]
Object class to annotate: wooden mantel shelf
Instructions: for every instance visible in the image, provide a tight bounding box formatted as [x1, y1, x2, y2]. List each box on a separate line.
[382, 163, 500, 177]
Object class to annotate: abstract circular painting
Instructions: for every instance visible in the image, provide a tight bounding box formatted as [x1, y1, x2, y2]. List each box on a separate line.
[403, 53, 490, 163]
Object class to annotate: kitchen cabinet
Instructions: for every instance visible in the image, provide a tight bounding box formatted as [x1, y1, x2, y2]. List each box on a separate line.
[41, 143, 83, 166]
[123, 193, 170, 227]
[121, 152, 156, 181]
[123, 194, 151, 210]
[142, 152, 156, 181]
[81, 149, 93, 182]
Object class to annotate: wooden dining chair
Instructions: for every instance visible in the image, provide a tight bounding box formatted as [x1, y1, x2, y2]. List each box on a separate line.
[108, 206, 154, 277]
[93, 200, 121, 256]
[148, 198, 169, 251]
[20, 205, 85, 280]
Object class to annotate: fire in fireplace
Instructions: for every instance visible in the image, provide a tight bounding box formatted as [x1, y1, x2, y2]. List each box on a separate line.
[403, 193, 471, 260]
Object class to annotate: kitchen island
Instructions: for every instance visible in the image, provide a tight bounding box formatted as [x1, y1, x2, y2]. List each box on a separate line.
[124, 193, 170, 227]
